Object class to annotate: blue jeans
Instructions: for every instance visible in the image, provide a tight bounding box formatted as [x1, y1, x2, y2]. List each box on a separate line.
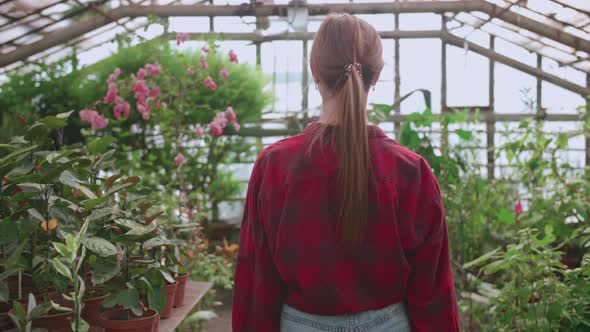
[280, 302, 411, 332]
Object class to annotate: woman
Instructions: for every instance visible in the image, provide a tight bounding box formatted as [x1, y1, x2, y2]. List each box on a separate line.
[233, 13, 459, 332]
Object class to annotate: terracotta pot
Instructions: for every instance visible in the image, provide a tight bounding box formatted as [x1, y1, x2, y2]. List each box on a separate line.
[153, 312, 160, 332]
[99, 308, 158, 332]
[160, 282, 177, 319]
[82, 292, 108, 328]
[0, 301, 14, 330]
[173, 273, 190, 308]
[10, 299, 75, 332]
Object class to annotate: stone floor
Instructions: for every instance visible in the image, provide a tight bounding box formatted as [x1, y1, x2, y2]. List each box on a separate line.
[201, 289, 233, 332]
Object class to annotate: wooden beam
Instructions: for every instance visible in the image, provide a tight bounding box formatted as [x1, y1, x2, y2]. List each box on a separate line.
[441, 15, 449, 156]
[537, 54, 543, 116]
[487, 35, 496, 180]
[3, 1, 590, 67]
[442, 31, 590, 96]
[302, 40, 309, 119]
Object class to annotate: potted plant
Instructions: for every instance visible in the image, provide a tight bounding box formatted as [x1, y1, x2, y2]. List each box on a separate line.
[8, 293, 72, 332]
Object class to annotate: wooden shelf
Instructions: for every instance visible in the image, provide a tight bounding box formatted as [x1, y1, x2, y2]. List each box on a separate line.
[87, 281, 213, 332]
[159, 281, 213, 331]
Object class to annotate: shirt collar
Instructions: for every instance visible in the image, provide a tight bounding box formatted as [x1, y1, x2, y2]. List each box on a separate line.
[304, 121, 386, 138]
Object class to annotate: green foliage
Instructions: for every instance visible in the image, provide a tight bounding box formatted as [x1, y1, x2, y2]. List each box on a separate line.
[189, 253, 235, 290]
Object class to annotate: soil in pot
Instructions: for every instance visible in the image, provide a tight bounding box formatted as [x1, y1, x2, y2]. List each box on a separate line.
[161, 282, 177, 319]
[82, 287, 109, 328]
[10, 299, 75, 332]
[173, 273, 189, 308]
[99, 308, 158, 332]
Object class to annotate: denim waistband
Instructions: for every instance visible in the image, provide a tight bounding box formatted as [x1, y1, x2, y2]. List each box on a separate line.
[280, 302, 410, 332]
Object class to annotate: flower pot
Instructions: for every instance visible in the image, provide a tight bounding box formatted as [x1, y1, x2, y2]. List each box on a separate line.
[0, 301, 14, 330]
[99, 308, 158, 332]
[154, 312, 160, 331]
[82, 292, 108, 328]
[161, 281, 177, 319]
[10, 299, 75, 332]
[173, 273, 190, 308]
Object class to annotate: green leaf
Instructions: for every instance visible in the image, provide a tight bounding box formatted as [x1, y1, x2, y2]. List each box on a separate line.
[86, 207, 114, 222]
[147, 287, 166, 314]
[13, 301, 27, 322]
[455, 129, 473, 140]
[0, 270, 16, 281]
[92, 262, 121, 285]
[102, 293, 117, 308]
[482, 259, 509, 275]
[72, 318, 90, 332]
[77, 276, 86, 302]
[115, 219, 156, 236]
[0, 145, 38, 165]
[88, 136, 115, 155]
[59, 170, 80, 189]
[463, 247, 501, 270]
[115, 288, 140, 313]
[82, 196, 108, 210]
[53, 242, 75, 263]
[38, 116, 67, 129]
[52, 259, 73, 281]
[78, 185, 97, 199]
[496, 208, 516, 225]
[107, 178, 139, 195]
[82, 237, 117, 257]
[0, 280, 8, 302]
[27, 208, 45, 222]
[547, 302, 563, 321]
[76, 246, 86, 273]
[160, 270, 175, 284]
[24, 123, 50, 141]
[56, 111, 74, 119]
[28, 302, 54, 321]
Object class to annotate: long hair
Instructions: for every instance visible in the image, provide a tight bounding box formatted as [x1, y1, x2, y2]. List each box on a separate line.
[309, 14, 383, 247]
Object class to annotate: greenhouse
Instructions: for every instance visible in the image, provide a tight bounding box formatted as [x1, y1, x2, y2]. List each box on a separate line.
[0, 0, 589, 331]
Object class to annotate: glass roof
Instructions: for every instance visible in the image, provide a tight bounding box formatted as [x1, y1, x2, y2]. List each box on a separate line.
[1, 0, 590, 77]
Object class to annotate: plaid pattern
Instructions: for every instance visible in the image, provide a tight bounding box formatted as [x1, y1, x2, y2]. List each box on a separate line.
[233, 122, 460, 332]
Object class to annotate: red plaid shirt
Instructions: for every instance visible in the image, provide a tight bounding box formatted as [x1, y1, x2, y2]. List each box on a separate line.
[233, 122, 459, 332]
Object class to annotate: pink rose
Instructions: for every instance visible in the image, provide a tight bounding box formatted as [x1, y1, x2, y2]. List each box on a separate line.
[233, 122, 240, 132]
[175, 153, 186, 167]
[103, 82, 118, 103]
[107, 68, 121, 83]
[137, 68, 147, 80]
[149, 86, 161, 99]
[209, 122, 224, 136]
[225, 106, 237, 123]
[145, 63, 161, 77]
[137, 102, 151, 120]
[133, 80, 149, 100]
[514, 201, 523, 217]
[113, 98, 130, 119]
[201, 45, 209, 53]
[229, 50, 238, 63]
[220, 68, 229, 79]
[79, 109, 98, 123]
[203, 76, 217, 91]
[194, 126, 205, 137]
[90, 114, 109, 130]
[176, 33, 189, 46]
[200, 57, 208, 70]
[187, 65, 195, 75]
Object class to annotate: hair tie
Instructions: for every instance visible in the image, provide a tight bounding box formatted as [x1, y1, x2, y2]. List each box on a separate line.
[344, 62, 362, 76]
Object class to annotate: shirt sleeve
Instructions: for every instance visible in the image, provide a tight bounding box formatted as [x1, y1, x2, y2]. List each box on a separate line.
[232, 155, 285, 332]
[403, 159, 460, 332]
